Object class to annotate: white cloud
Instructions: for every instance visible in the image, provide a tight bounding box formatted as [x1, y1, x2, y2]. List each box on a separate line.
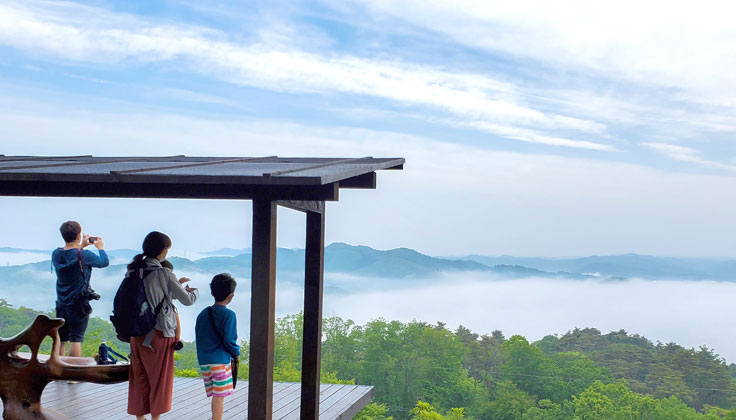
[157, 88, 232, 105]
[643, 142, 736, 171]
[305, 0, 736, 166]
[0, 0, 612, 151]
[335, 0, 736, 109]
[323, 276, 736, 363]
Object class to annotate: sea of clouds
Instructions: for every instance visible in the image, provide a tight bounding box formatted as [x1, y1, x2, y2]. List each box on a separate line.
[2, 258, 735, 364]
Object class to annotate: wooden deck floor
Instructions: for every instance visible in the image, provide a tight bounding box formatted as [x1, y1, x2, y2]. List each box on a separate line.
[9, 379, 373, 420]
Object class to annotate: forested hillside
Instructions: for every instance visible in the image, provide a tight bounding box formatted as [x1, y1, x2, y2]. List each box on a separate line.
[2, 300, 736, 419]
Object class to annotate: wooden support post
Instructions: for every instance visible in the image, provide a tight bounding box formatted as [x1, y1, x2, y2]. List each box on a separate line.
[248, 199, 278, 420]
[300, 206, 326, 420]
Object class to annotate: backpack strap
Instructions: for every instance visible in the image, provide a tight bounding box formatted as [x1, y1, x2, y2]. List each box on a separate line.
[140, 266, 170, 350]
[208, 306, 237, 358]
[140, 267, 167, 317]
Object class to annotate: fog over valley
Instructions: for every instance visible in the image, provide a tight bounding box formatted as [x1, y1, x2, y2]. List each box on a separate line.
[2, 245, 735, 364]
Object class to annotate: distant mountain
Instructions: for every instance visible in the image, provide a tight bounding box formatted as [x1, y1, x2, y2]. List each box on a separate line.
[104, 249, 140, 264]
[3, 244, 735, 283]
[461, 253, 736, 281]
[0, 247, 49, 254]
[324, 243, 490, 277]
[191, 243, 493, 279]
[199, 248, 251, 256]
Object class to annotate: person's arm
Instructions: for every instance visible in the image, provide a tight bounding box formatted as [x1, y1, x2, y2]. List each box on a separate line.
[223, 311, 240, 357]
[164, 269, 198, 305]
[81, 249, 109, 268]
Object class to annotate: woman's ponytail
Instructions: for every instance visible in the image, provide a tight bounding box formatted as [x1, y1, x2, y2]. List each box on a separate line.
[127, 253, 146, 270]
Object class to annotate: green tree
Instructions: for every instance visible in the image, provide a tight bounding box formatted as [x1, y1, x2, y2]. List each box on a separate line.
[355, 403, 394, 420]
[569, 381, 658, 420]
[484, 380, 535, 420]
[409, 401, 464, 420]
[500, 336, 563, 401]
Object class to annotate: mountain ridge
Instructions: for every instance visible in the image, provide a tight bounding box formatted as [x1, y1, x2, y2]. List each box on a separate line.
[2, 244, 735, 280]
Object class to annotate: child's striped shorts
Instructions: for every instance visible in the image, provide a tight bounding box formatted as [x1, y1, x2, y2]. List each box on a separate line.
[200, 364, 234, 397]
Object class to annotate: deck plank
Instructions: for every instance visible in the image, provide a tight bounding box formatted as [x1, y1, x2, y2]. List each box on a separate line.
[104, 379, 204, 420]
[322, 386, 374, 420]
[276, 384, 345, 420]
[0, 379, 373, 419]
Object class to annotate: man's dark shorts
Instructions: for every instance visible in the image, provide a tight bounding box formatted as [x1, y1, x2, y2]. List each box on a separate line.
[56, 302, 90, 343]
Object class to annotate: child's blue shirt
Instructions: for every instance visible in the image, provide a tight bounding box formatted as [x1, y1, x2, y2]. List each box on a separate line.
[195, 304, 240, 365]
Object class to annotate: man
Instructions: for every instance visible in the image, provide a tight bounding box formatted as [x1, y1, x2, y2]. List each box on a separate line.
[52, 221, 109, 357]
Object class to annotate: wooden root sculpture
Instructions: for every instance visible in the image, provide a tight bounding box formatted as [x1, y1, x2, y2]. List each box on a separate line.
[0, 315, 129, 420]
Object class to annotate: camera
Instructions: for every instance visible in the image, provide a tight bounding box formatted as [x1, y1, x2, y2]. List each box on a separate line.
[172, 341, 184, 351]
[88, 236, 98, 244]
[82, 287, 101, 301]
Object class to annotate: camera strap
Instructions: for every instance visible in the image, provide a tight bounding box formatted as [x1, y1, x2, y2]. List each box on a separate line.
[76, 248, 92, 288]
[76, 248, 85, 276]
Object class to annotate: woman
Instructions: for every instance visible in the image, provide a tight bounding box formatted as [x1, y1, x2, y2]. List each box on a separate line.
[127, 231, 199, 420]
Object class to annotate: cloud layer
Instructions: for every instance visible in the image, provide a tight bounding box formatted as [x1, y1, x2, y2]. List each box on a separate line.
[0, 0, 613, 151]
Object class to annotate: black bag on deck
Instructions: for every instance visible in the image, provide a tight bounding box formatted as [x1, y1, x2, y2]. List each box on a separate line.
[97, 342, 129, 365]
[110, 268, 163, 342]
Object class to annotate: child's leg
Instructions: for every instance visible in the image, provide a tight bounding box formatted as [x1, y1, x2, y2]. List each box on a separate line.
[211, 396, 224, 420]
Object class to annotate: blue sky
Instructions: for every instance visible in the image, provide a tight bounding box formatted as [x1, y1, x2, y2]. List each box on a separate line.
[1, 0, 735, 257]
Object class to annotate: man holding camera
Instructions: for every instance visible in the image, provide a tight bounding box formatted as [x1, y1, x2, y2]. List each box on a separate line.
[52, 221, 109, 357]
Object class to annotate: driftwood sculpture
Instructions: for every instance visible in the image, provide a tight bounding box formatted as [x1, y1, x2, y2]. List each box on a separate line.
[0, 315, 129, 420]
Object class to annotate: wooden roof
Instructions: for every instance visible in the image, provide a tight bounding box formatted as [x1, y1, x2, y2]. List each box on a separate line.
[0, 155, 404, 201]
[23, 379, 373, 420]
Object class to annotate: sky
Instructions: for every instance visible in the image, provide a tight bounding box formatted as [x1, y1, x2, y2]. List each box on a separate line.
[1, 0, 736, 257]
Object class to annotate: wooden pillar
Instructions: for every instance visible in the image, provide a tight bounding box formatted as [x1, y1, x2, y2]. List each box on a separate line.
[300, 207, 326, 420]
[248, 199, 277, 420]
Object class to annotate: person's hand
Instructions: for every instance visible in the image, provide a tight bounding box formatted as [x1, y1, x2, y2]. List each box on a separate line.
[185, 285, 197, 293]
[179, 277, 190, 285]
[81, 234, 92, 249]
[94, 237, 105, 250]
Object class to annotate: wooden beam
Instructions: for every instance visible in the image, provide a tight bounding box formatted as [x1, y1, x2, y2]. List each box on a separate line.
[277, 200, 324, 214]
[0, 181, 339, 201]
[338, 172, 376, 189]
[300, 208, 326, 420]
[248, 199, 278, 420]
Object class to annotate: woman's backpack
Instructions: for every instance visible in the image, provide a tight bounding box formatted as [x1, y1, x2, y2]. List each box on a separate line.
[110, 268, 164, 342]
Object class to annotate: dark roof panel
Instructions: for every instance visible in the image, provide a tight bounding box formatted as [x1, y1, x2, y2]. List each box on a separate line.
[0, 155, 404, 200]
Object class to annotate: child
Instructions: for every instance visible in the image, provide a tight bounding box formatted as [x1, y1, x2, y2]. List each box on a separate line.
[195, 273, 240, 420]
